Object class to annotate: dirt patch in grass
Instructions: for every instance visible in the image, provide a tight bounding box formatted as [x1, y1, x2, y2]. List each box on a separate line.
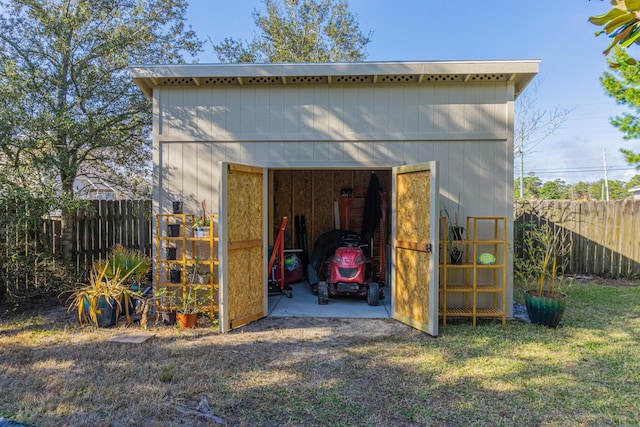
[574, 276, 639, 287]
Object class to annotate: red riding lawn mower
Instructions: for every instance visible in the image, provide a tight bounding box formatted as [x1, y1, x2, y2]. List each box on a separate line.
[317, 233, 383, 306]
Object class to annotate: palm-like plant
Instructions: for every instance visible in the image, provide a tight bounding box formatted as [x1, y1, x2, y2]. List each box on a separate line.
[66, 261, 144, 327]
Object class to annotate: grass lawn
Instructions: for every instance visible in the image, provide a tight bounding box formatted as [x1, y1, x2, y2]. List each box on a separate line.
[1, 279, 639, 426]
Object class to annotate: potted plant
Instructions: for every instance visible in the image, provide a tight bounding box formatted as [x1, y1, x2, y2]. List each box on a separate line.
[65, 261, 143, 327]
[150, 286, 178, 326]
[441, 192, 465, 264]
[95, 245, 152, 318]
[174, 258, 212, 328]
[516, 221, 572, 328]
[192, 200, 211, 238]
[175, 284, 203, 329]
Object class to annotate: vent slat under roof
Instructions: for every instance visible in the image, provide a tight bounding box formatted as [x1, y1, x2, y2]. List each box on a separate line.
[157, 73, 511, 87]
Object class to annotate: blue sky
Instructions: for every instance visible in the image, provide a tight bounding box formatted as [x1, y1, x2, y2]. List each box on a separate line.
[185, 0, 639, 184]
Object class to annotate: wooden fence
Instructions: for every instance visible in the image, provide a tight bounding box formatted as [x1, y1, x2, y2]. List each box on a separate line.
[515, 200, 640, 278]
[2, 199, 153, 267]
[67, 199, 152, 270]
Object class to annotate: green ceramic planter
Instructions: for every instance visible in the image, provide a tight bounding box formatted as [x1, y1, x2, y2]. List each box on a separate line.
[524, 289, 567, 328]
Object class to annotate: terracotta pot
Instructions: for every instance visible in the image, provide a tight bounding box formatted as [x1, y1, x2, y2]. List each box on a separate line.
[524, 289, 567, 328]
[176, 312, 197, 329]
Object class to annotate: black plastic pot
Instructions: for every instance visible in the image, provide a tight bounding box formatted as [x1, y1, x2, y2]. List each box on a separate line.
[450, 248, 463, 265]
[172, 201, 183, 214]
[524, 289, 567, 328]
[168, 224, 180, 237]
[166, 247, 177, 260]
[170, 269, 181, 283]
[164, 311, 177, 326]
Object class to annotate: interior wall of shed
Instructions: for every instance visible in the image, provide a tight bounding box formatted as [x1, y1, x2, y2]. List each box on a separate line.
[269, 169, 392, 259]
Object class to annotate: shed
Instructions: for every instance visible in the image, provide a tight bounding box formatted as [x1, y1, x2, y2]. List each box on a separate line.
[131, 60, 539, 335]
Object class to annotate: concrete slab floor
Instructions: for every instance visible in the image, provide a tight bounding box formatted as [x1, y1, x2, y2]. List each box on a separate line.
[268, 281, 391, 318]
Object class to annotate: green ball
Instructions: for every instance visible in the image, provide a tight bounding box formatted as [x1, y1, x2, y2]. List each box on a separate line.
[477, 253, 496, 265]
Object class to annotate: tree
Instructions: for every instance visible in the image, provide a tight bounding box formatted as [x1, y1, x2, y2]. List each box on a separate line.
[571, 181, 592, 200]
[213, 0, 372, 63]
[0, 0, 201, 201]
[625, 173, 640, 189]
[0, 0, 202, 264]
[589, 1, 640, 169]
[539, 179, 570, 200]
[514, 80, 572, 199]
[513, 174, 542, 200]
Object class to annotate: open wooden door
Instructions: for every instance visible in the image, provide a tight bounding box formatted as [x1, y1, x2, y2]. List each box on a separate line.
[391, 162, 439, 336]
[218, 162, 267, 333]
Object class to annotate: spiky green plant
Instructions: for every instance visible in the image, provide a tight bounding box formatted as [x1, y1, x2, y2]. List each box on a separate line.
[96, 245, 151, 285]
[66, 261, 144, 327]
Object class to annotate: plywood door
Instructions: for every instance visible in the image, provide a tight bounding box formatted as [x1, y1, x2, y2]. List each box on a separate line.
[219, 163, 267, 332]
[391, 162, 439, 336]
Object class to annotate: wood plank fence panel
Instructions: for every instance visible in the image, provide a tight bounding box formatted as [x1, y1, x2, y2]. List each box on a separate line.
[515, 200, 640, 278]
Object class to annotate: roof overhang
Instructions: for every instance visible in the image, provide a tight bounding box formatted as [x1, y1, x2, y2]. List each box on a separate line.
[130, 60, 539, 99]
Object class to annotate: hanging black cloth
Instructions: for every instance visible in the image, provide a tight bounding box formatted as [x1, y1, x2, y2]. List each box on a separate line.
[361, 172, 382, 241]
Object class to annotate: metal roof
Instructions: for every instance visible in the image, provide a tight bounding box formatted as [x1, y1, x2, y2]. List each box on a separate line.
[130, 60, 539, 99]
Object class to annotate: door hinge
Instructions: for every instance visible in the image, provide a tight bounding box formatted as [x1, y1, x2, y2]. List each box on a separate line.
[426, 243, 432, 253]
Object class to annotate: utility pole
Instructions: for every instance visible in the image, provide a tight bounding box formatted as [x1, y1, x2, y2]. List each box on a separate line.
[603, 148, 610, 201]
[515, 145, 524, 198]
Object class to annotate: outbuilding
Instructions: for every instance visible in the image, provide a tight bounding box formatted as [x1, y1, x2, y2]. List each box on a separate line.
[131, 60, 539, 335]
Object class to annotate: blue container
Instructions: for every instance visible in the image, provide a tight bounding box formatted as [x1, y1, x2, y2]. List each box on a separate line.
[83, 296, 118, 327]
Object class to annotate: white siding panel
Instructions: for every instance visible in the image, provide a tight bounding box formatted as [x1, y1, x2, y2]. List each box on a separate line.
[313, 141, 330, 161]
[342, 87, 358, 135]
[358, 87, 374, 134]
[225, 142, 243, 162]
[372, 141, 391, 162]
[194, 88, 212, 137]
[183, 89, 198, 136]
[162, 89, 185, 136]
[270, 141, 285, 161]
[226, 87, 242, 135]
[241, 87, 256, 134]
[255, 87, 270, 135]
[462, 141, 482, 216]
[431, 85, 450, 134]
[465, 85, 482, 133]
[372, 86, 389, 134]
[418, 141, 435, 163]
[386, 141, 405, 163]
[403, 86, 420, 134]
[328, 88, 345, 135]
[328, 141, 346, 161]
[356, 141, 375, 161]
[299, 141, 314, 161]
[314, 86, 329, 135]
[211, 89, 227, 137]
[388, 86, 404, 134]
[196, 143, 214, 205]
[418, 84, 435, 134]
[269, 89, 285, 134]
[299, 86, 315, 135]
[284, 88, 300, 134]
[403, 142, 421, 162]
[254, 142, 270, 163]
[449, 84, 466, 133]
